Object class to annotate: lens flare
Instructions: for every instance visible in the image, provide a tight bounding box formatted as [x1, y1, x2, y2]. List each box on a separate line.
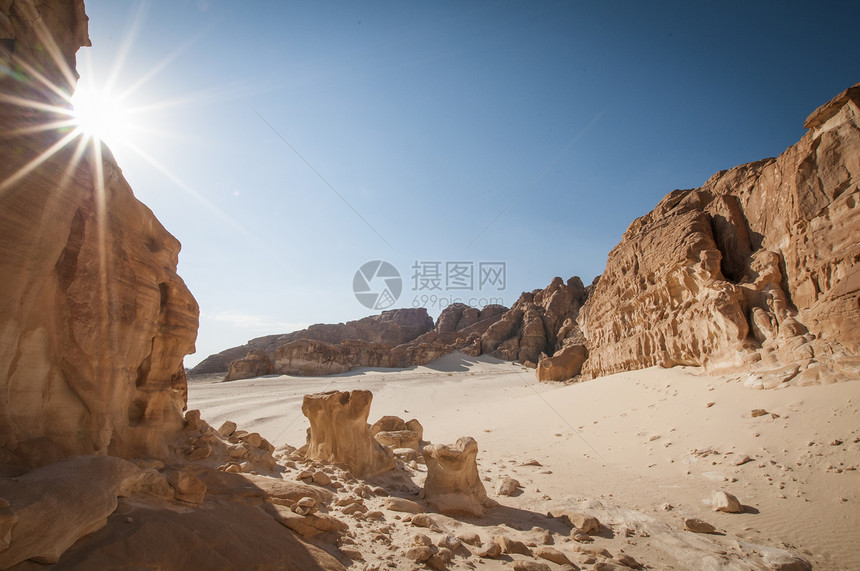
[70, 87, 130, 147]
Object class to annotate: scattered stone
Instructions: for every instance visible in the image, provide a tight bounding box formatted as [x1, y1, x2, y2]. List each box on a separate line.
[312, 471, 332, 487]
[512, 561, 552, 571]
[712, 491, 743, 513]
[495, 535, 532, 556]
[520, 459, 543, 467]
[496, 477, 521, 496]
[475, 542, 502, 558]
[292, 496, 318, 516]
[413, 534, 433, 546]
[438, 534, 462, 551]
[751, 409, 769, 418]
[684, 518, 716, 534]
[406, 546, 435, 562]
[732, 455, 753, 466]
[570, 528, 593, 543]
[384, 497, 424, 513]
[660, 503, 673, 511]
[458, 532, 482, 546]
[340, 548, 364, 560]
[549, 509, 601, 534]
[534, 546, 572, 565]
[342, 503, 367, 516]
[428, 547, 454, 570]
[217, 420, 238, 437]
[614, 553, 641, 568]
[411, 514, 442, 531]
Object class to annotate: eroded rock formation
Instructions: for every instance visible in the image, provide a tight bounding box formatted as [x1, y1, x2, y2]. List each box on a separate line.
[579, 83, 860, 382]
[225, 349, 274, 381]
[192, 307, 435, 374]
[0, 0, 198, 466]
[422, 437, 494, 517]
[301, 390, 394, 477]
[480, 277, 592, 365]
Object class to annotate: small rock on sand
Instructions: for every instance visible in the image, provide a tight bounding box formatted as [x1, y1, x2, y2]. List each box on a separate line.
[712, 491, 743, 513]
[512, 561, 552, 571]
[534, 546, 572, 565]
[496, 477, 521, 496]
[458, 532, 482, 546]
[406, 546, 434, 562]
[684, 518, 716, 534]
[384, 497, 423, 513]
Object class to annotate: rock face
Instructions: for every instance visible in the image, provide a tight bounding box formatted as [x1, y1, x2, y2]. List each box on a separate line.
[225, 349, 274, 381]
[301, 390, 394, 477]
[274, 339, 394, 376]
[192, 308, 435, 374]
[202, 303, 510, 379]
[537, 343, 589, 381]
[481, 277, 592, 365]
[422, 437, 494, 517]
[579, 83, 860, 382]
[0, 0, 198, 465]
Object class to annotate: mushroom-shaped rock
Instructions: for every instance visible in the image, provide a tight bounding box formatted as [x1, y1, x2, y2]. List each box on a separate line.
[422, 437, 495, 517]
[301, 390, 394, 477]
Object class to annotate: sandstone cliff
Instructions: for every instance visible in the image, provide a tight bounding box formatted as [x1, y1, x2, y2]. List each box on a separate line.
[207, 303, 510, 379]
[192, 307, 434, 374]
[480, 276, 592, 366]
[0, 0, 199, 465]
[578, 83, 860, 383]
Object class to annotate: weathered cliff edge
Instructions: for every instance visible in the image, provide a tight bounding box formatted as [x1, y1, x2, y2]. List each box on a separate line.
[0, 3, 345, 569]
[213, 83, 860, 385]
[0, 0, 199, 465]
[578, 83, 860, 384]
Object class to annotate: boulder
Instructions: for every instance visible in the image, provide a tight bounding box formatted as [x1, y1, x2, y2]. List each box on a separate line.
[225, 349, 274, 381]
[0, 456, 146, 568]
[301, 390, 394, 477]
[422, 437, 495, 517]
[712, 491, 743, 513]
[537, 344, 589, 381]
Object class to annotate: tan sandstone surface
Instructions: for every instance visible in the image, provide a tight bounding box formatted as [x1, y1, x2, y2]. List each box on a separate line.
[578, 83, 860, 382]
[188, 355, 860, 570]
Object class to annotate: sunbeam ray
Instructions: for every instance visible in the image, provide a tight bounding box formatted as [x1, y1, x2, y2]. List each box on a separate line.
[0, 128, 83, 193]
[123, 139, 250, 237]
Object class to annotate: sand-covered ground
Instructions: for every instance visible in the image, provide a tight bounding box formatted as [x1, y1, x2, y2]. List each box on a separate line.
[187, 354, 860, 569]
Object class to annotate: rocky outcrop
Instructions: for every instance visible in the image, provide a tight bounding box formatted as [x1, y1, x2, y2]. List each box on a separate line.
[578, 82, 860, 382]
[274, 339, 393, 376]
[480, 277, 592, 365]
[225, 349, 274, 381]
[192, 308, 435, 374]
[537, 343, 589, 381]
[422, 437, 495, 517]
[301, 390, 394, 477]
[211, 303, 509, 379]
[0, 0, 198, 465]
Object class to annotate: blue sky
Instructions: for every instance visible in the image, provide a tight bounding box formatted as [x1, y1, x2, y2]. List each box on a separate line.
[76, 1, 860, 366]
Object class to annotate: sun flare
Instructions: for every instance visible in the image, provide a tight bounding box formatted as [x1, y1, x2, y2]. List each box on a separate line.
[70, 87, 131, 147]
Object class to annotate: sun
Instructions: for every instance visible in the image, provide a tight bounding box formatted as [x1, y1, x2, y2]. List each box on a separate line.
[70, 86, 131, 147]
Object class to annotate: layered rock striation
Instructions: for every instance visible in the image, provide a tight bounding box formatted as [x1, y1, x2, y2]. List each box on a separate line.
[0, 0, 198, 465]
[579, 83, 860, 382]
